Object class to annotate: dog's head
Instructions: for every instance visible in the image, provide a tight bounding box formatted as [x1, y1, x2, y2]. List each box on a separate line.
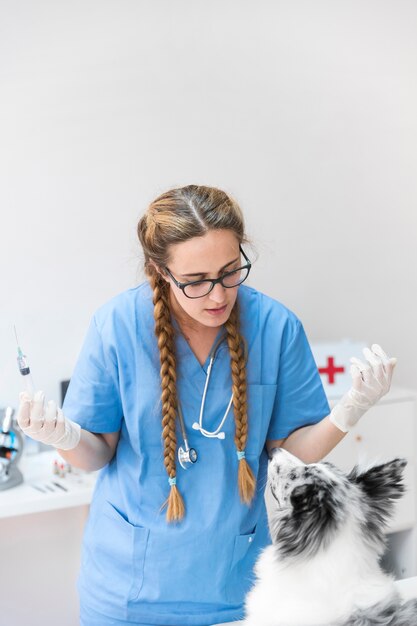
[267, 448, 406, 561]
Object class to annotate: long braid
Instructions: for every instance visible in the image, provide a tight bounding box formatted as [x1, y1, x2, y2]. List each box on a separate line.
[225, 302, 256, 504]
[150, 270, 185, 522]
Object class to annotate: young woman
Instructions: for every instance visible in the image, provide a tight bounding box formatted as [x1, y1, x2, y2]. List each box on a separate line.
[18, 185, 396, 626]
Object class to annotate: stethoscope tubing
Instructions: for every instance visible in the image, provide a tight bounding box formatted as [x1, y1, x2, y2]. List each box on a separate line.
[176, 334, 248, 468]
[192, 347, 234, 438]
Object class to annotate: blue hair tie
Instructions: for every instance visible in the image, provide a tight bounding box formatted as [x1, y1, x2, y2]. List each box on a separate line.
[168, 476, 176, 487]
[237, 450, 246, 461]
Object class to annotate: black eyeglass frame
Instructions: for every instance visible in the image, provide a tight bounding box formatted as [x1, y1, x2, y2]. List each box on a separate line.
[164, 245, 252, 299]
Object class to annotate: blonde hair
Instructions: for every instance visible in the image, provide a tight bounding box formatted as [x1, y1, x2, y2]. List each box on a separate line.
[137, 185, 255, 522]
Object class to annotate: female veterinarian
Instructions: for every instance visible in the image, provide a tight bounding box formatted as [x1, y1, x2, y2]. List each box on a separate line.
[17, 185, 396, 626]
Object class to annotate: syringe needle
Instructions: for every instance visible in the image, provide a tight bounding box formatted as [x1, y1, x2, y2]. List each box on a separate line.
[14, 325, 20, 349]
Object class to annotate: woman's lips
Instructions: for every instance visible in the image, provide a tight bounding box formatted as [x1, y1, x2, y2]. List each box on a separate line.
[205, 305, 227, 316]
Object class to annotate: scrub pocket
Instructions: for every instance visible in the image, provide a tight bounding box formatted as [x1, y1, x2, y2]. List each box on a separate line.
[84, 500, 150, 605]
[226, 527, 258, 605]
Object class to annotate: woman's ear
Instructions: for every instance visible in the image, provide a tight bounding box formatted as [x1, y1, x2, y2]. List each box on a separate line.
[149, 260, 169, 282]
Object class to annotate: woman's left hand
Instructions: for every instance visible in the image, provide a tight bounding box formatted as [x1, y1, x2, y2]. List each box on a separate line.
[329, 344, 397, 433]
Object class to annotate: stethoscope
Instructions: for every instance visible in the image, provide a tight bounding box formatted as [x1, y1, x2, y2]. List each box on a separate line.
[177, 334, 247, 470]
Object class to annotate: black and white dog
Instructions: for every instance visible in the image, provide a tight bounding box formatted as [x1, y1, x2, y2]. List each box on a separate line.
[244, 449, 417, 626]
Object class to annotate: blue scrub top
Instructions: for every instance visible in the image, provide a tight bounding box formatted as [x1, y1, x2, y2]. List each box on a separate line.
[63, 282, 330, 626]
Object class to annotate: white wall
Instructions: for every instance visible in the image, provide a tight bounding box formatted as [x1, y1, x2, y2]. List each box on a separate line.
[1, 0, 416, 408]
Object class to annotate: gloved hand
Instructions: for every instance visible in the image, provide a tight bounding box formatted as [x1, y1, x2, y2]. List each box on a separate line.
[329, 344, 397, 433]
[17, 390, 81, 450]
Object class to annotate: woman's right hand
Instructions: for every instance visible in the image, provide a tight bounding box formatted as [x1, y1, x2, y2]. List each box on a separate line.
[17, 390, 81, 450]
[329, 344, 396, 433]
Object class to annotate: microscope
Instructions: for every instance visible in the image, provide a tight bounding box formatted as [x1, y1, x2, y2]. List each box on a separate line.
[0, 407, 24, 490]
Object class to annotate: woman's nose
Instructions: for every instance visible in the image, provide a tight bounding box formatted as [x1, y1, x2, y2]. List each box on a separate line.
[209, 282, 226, 303]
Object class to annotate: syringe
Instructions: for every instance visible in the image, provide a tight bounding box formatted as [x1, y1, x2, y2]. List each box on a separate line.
[14, 326, 35, 396]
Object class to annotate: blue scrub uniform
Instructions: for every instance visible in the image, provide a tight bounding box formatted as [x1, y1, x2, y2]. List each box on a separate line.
[63, 282, 330, 626]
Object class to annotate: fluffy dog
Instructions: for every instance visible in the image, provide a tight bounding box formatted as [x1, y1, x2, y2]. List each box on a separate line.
[244, 449, 417, 626]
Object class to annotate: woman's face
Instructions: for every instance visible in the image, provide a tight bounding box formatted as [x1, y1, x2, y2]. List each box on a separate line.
[162, 229, 242, 330]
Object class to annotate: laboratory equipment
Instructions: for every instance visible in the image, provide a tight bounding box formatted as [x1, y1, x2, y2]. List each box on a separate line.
[0, 407, 24, 490]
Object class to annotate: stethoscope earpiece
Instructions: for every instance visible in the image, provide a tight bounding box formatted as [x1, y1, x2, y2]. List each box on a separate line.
[192, 422, 226, 439]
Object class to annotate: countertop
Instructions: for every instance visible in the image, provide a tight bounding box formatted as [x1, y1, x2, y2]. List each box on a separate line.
[0, 449, 97, 518]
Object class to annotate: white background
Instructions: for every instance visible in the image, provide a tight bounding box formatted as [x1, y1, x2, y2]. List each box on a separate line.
[1, 0, 417, 408]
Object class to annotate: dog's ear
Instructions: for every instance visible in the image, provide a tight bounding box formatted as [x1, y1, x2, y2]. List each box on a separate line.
[290, 484, 319, 514]
[348, 458, 407, 506]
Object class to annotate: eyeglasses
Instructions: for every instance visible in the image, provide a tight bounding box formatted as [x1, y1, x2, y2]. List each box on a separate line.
[164, 245, 252, 299]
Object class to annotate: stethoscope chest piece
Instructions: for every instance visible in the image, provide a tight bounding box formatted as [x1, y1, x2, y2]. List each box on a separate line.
[178, 445, 198, 470]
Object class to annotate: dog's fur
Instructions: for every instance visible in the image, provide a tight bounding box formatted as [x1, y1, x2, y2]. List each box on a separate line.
[244, 449, 417, 626]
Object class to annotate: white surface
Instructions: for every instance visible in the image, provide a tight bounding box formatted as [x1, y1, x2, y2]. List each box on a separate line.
[1, 0, 417, 411]
[1, 505, 87, 626]
[395, 576, 417, 601]
[0, 449, 96, 518]
[0, 450, 92, 626]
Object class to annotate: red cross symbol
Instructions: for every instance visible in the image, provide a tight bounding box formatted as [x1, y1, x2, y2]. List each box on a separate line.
[319, 356, 345, 384]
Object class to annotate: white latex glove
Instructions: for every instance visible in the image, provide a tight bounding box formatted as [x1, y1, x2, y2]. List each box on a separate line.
[17, 390, 81, 450]
[329, 344, 397, 433]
